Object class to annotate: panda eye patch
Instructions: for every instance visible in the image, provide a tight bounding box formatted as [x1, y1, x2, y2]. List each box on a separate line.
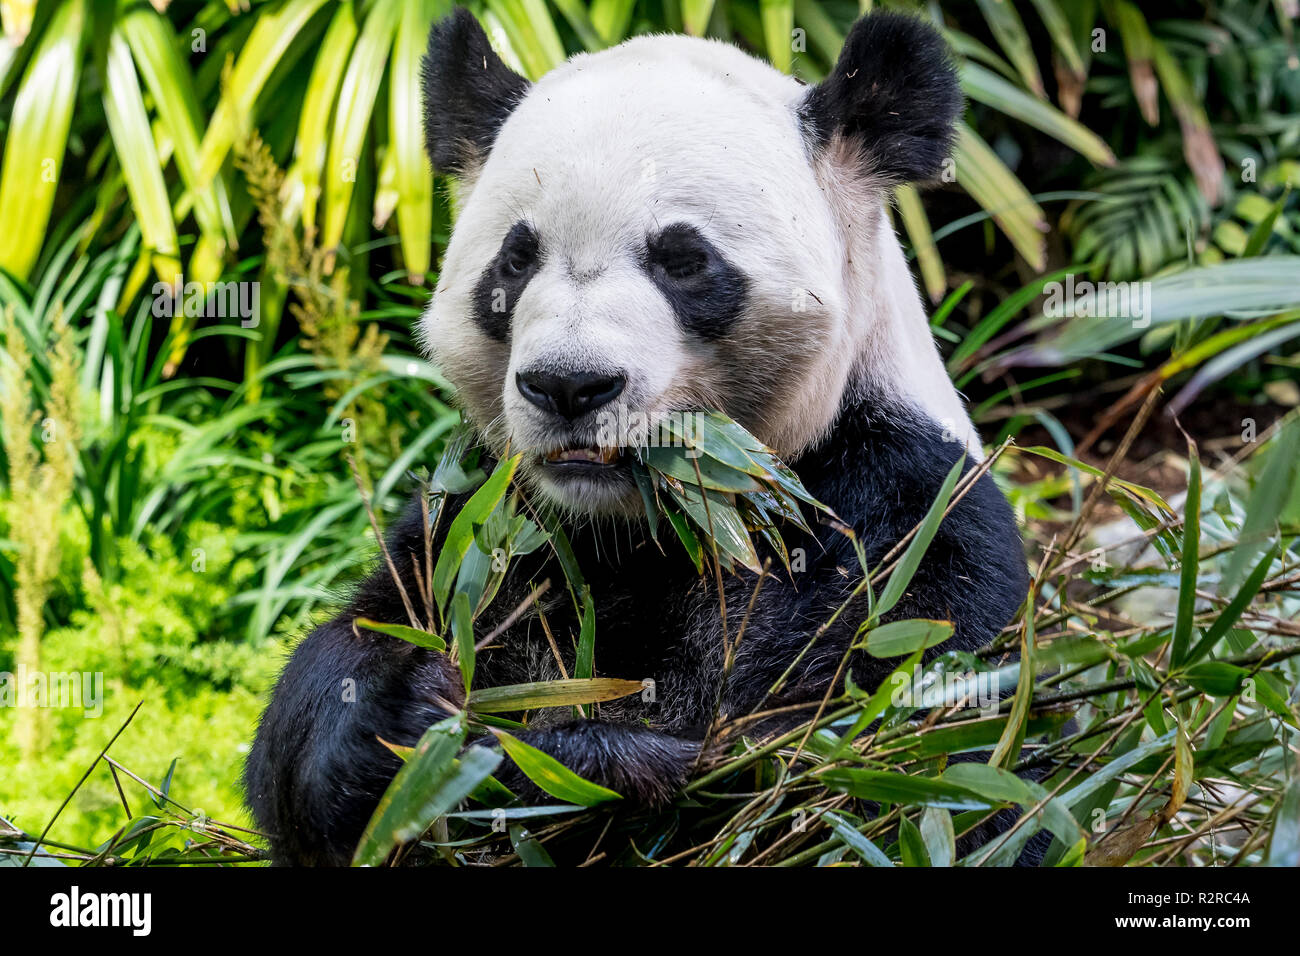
[498, 222, 540, 276]
[643, 223, 748, 341]
[471, 220, 540, 341]
[647, 225, 711, 280]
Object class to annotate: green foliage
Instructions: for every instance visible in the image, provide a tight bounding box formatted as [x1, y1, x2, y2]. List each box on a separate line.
[0, 513, 276, 855]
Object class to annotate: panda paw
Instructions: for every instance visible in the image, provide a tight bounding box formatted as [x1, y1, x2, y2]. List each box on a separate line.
[497, 720, 700, 806]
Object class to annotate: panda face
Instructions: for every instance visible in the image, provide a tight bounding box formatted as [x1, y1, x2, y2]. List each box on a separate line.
[420, 10, 970, 514]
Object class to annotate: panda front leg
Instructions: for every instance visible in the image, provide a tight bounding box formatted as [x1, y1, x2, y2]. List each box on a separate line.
[495, 720, 701, 806]
[244, 618, 465, 866]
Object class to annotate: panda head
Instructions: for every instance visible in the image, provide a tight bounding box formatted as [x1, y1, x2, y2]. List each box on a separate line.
[419, 8, 972, 515]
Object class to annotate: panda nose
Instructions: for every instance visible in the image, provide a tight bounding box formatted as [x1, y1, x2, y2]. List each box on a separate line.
[516, 368, 626, 420]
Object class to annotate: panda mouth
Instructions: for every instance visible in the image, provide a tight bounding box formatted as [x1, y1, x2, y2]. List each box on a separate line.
[542, 445, 623, 466]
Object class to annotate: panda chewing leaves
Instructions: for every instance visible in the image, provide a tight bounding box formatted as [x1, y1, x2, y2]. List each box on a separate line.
[245, 7, 1032, 866]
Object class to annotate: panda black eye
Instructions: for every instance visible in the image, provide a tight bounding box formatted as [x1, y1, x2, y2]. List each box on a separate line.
[649, 226, 711, 282]
[658, 249, 707, 280]
[498, 223, 539, 277]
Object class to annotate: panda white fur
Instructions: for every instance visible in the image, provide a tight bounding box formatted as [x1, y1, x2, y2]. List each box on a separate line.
[246, 7, 1030, 866]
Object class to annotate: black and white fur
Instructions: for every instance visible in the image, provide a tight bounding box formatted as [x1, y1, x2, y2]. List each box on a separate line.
[245, 8, 1030, 866]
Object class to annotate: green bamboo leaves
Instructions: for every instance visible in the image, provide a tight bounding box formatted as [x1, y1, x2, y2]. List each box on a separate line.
[119, 6, 235, 256]
[759, 0, 795, 73]
[485, 0, 566, 78]
[633, 411, 831, 575]
[960, 63, 1114, 167]
[352, 714, 502, 866]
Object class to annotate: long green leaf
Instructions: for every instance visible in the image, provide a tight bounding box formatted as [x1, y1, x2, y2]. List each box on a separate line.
[953, 123, 1047, 270]
[874, 457, 965, 619]
[0, 0, 86, 280]
[759, 0, 794, 73]
[197, 0, 331, 188]
[432, 455, 521, 613]
[491, 729, 623, 805]
[961, 63, 1114, 167]
[103, 29, 181, 282]
[1169, 441, 1201, 668]
[322, 0, 402, 263]
[469, 678, 643, 713]
[390, 0, 441, 280]
[353, 715, 501, 865]
[120, 6, 235, 250]
[975, 0, 1044, 97]
[286, 0, 359, 232]
[681, 0, 715, 37]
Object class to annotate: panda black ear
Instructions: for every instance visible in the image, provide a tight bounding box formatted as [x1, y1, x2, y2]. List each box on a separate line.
[798, 12, 962, 184]
[421, 7, 530, 176]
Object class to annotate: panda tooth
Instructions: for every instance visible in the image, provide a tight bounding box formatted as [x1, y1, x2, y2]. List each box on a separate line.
[545, 446, 620, 464]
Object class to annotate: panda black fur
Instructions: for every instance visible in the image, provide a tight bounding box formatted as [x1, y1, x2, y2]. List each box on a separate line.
[245, 8, 1032, 866]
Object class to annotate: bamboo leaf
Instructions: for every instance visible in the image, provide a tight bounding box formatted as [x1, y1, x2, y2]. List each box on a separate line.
[975, 0, 1045, 97]
[759, 0, 794, 73]
[874, 457, 965, 619]
[681, 0, 715, 37]
[285, 0, 359, 232]
[1169, 440, 1201, 668]
[432, 454, 521, 614]
[822, 769, 994, 811]
[589, 0, 636, 45]
[354, 617, 446, 652]
[824, 811, 894, 866]
[961, 63, 1114, 167]
[468, 677, 643, 713]
[485, 0, 565, 78]
[353, 715, 502, 866]
[896, 185, 945, 303]
[989, 590, 1034, 769]
[490, 729, 623, 805]
[1267, 773, 1300, 867]
[919, 807, 955, 867]
[864, 619, 954, 659]
[120, 5, 235, 249]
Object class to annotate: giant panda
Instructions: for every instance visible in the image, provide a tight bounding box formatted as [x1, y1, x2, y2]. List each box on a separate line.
[245, 6, 1031, 866]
